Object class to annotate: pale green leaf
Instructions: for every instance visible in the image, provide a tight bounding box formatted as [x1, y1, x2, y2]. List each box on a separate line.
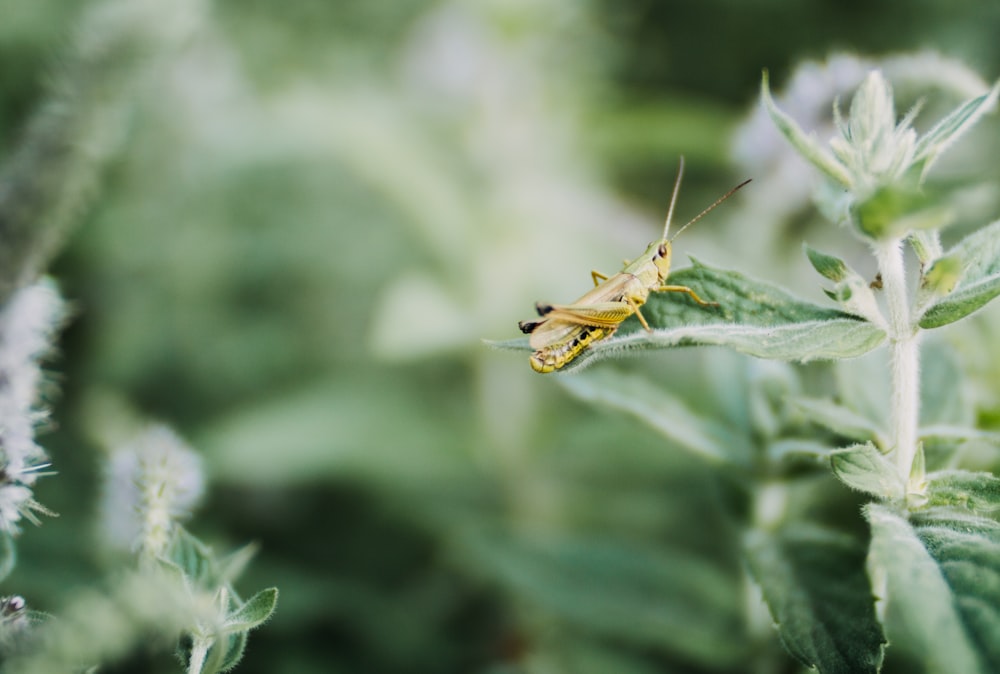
[909, 229, 944, 266]
[199, 378, 471, 485]
[224, 588, 279, 632]
[805, 244, 848, 282]
[920, 339, 973, 427]
[913, 81, 1000, 179]
[835, 351, 890, 430]
[760, 70, 853, 188]
[920, 219, 1000, 329]
[216, 632, 247, 674]
[926, 470, 1000, 512]
[830, 443, 903, 499]
[866, 505, 996, 673]
[531, 638, 665, 674]
[745, 524, 885, 674]
[165, 526, 215, 586]
[491, 260, 886, 371]
[217, 543, 259, 586]
[557, 368, 752, 465]
[919, 426, 1000, 447]
[465, 531, 744, 666]
[793, 398, 886, 446]
[0, 533, 16, 584]
[804, 244, 886, 327]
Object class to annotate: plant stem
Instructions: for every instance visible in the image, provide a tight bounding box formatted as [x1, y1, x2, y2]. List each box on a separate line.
[187, 637, 211, 674]
[875, 239, 920, 490]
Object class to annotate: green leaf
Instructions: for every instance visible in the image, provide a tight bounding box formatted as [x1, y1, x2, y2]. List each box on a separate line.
[792, 398, 886, 446]
[920, 339, 973, 426]
[851, 185, 946, 240]
[805, 244, 848, 282]
[745, 524, 885, 674]
[913, 81, 1000, 179]
[926, 470, 1000, 512]
[835, 351, 890, 430]
[760, 70, 853, 188]
[216, 632, 248, 673]
[557, 368, 753, 465]
[224, 588, 278, 632]
[493, 260, 886, 371]
[217, 543, 258, 585]
[920, 219, 1000, 329]
[804, 244, 886, 326]
[467, 531, 744, 666]
[165, 526, 215, 586]
[0, 533, 16, 584]
[909, 229, 943, 265]
[920, 253, 962, 302]
[830, 443, 903, 499]
[866, 505, 999, 673]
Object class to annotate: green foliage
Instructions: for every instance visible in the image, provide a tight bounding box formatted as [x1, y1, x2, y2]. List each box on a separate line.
[499, 57, 1000, 674]
[919, 219, 1000, 328]
[745, 524, 885, 674]
[4, 0, 1000, 672]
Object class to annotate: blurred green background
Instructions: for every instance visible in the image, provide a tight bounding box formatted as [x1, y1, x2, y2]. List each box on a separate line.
[3, 1, 1000, 672]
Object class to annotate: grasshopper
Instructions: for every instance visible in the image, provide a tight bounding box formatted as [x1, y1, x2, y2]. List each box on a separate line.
[518, 158, 750, 373]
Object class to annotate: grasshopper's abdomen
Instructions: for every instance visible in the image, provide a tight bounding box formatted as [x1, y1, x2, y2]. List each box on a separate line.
[529, 324, 616, 373]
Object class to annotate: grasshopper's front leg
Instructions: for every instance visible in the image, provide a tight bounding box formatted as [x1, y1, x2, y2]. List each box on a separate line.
[591, 270, 609, 287]
[624, 296, 652, 331]
[656, 284, 718, 307]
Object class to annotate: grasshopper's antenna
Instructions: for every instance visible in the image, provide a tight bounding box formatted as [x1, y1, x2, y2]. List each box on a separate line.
[661, 156, 685, 240]
[669, 175, 752, 243]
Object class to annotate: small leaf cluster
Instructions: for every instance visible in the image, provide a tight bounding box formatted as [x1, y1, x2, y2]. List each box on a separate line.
[164, 529, 278, 674]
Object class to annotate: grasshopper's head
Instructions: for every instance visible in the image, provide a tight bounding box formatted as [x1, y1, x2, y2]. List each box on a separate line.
[652, 239, 673, 280]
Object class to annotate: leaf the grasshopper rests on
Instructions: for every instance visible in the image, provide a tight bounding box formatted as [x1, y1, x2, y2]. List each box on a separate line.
[491, 259, 886, 371]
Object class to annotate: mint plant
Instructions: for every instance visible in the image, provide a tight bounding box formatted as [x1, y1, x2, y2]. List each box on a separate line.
[0, 0, 277, 671]
[498, 63, 1000, 672]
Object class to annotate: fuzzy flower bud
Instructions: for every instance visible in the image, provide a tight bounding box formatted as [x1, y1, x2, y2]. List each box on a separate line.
[101, 425, 205, 557]
[0, 282, 65, 535]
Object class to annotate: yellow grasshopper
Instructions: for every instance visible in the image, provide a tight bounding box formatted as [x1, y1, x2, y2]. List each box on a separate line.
[518, 158, 750, 373]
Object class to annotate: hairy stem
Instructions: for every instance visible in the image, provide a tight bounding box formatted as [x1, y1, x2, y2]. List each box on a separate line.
[875, 239, 920, 490]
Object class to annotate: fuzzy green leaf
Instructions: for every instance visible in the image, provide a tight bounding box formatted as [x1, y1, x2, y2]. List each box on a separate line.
[216, 632, 248, 674]
[793, 398, 886, 446]
[760, 70, 853, 188]
[491, 260, 887, 371]
[913, 81, 1000, 178]
[745, 524, 885, 674]
[804, 244, 886, 325]
[805, 244, 848, 282]
[557, 369, 753, 465]
[866, 505, 1000, 673]
[165, 526, 215, 586]
[920, 219, 1000, 329]
[909, 229, 944, 265]
[925, 470, 1000, 512]
[920, 339, 973, 426]
[466, 531, 744, 666]
[0, 533, 16, 584]
[224, 588, 279, 632]
[830, 443, 903, 499]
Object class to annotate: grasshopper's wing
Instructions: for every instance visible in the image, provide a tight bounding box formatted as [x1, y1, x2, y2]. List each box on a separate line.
[527, 301, 631, 349]
[546, 301, 633, 324]
[526, 318, 588, 350]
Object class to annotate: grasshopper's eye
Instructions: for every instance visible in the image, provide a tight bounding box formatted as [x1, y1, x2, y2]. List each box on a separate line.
[657, 243, 668, 257]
